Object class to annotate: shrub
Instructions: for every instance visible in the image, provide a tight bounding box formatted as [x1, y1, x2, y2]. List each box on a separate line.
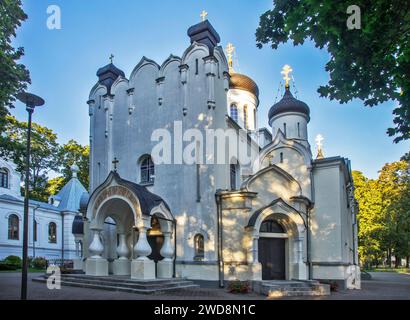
[4, 255, 21, 268]
[0, 262, 18, 271]
[227, 280, 250, 294]
[32, 257, 47, 270]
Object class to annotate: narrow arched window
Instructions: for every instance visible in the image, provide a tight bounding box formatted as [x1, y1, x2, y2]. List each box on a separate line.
[8, 214, 19, 240]
[140, 155, 155, 184]
[297, 122, 300, 137]
[0, 168, 9, 188]
[34, 220, 37, 242]
[49, 222, 57, 243]
[195, 59, 199, 75]
[244, 105, 248, 130]
[194, 234, 204, 259]
[253, 108, 257, 130]
[283, 123, 287, 136]
[280, 152, 284, 163]
[230, 163, 237, 190]
[230, 104, 238, 122]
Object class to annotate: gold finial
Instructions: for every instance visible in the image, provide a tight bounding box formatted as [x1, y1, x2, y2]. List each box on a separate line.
[315, 134, 325, 159]
[281, 64, 293, 88]
[226, 42, 235, 73]
[109, 54, 114, 64]
[200, 10, 208, 22]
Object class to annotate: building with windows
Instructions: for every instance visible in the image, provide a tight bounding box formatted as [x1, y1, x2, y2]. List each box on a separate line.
[0, 159, 87, 262]
[76, 18, 360, 290]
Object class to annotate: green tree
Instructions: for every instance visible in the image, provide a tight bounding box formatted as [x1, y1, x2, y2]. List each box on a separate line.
[352, 170, 384, 268]
[256, 1, 410, 143]
[3, 115, 60, 201]
[378, 161, 410, 267]
[56, 140, 89, 192]
[0, 0, 31, 153]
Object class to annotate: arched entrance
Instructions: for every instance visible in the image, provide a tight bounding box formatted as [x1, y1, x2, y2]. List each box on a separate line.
[246, 198, 307, 281]
[84, 171, 174, 279]
[258, 216, 287, 280]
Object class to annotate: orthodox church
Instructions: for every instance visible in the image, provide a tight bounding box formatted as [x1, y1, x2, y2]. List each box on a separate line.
[74, 16, 360, 289]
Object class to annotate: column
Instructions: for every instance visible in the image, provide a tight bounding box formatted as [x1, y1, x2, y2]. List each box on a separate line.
[73, 238, 83, 270]
[85, 229, 108, 276]
[113, 233, 131, 275]
[158, 231, 174, 278]
[87, 99, 95, 191]
[204, 56, 216, 109]
[293, 236, 307, 280]
[131, 225, 155, 279]
[248, 236, 262, 280]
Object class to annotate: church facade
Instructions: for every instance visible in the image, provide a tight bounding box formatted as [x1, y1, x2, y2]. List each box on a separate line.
[78, 18, 360, 289]
[0, 159, 86, 262]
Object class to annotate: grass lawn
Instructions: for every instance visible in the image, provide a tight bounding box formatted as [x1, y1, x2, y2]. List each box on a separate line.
[0, 268, 45, 273]
[365, 267, 410, 274]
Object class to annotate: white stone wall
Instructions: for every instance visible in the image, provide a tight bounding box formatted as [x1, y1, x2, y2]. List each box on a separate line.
[0, 200, 63, 260]
[88, 43, 233, 266]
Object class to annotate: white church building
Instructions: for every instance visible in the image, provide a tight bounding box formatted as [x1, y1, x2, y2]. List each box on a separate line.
[76, 18, 360, 290]
[0, 159, 87, 263]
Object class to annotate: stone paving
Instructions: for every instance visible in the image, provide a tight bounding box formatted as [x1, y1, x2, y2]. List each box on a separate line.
[0, 272, 409, 300]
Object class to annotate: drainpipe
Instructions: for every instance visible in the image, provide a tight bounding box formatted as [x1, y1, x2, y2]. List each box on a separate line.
[215, 190, 224, 288]
[308, 168, 315, 280]
[173, 218, 177, 278]
[32, 205, 40, 258]
[61, 212, 65, 265]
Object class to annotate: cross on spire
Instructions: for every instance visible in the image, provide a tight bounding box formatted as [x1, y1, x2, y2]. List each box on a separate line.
[315, 134, 325, 159]
[226, 42, 235, 72]
[109, 54, 114, 64]
[112, 157, 119, 171]
[200, 10, 208, 22]
[281, 64, 293, 88]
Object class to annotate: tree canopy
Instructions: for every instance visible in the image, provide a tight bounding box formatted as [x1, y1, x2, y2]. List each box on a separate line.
[0, 0, 31, 153]
[352, 159, 410, 268]
[256, 0, 410, 143]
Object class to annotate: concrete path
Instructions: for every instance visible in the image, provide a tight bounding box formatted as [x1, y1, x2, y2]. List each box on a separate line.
[0, 272, 409, 300]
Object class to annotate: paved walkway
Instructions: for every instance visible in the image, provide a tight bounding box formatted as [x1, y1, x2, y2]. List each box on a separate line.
[0, 272, 409, 300]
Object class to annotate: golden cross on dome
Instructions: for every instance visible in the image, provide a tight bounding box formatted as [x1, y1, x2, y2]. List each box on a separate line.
[281, 64, 293, 88]
[200, 10, 208, 22]
[226, 42, 235, 72]
[315, 134, 325, 159]
[109, 54, 114, 64]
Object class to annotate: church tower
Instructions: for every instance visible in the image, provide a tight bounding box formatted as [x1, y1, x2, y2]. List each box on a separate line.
[226, 43, 259, 131]
[268, 65, 310, 147]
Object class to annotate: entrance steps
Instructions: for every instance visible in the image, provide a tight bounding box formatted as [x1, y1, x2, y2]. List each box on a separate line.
[32, 274, 199, 295]
[252, 280, 330, 297]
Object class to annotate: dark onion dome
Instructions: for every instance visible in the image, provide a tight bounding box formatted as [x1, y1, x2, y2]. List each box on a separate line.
[268, 86, 310, 125]
[229, 72, 260, 100]
[72, 214, 84, 236]
[96, 63, 125, 95]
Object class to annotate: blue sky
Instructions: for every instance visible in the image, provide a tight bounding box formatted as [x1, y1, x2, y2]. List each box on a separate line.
[11, 0, 409, 179]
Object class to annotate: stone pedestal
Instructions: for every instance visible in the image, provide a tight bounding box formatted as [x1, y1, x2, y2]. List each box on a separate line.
[157, 259, 173, 278]
[131, 258, 155, 280]
[113, 258, 131, 276]
[248, 262, 262, 281]
[73, 258, 83, 270]
[85, 258, 108, 276]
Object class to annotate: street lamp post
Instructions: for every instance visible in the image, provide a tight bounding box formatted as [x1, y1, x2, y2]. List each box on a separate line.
[16, 92, 45, 301]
